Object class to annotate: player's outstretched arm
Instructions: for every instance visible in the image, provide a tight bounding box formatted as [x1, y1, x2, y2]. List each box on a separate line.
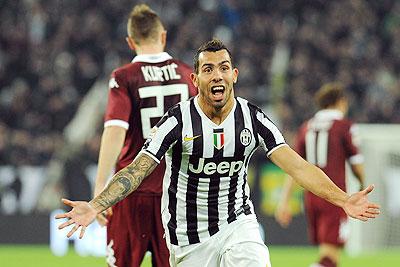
[269, 145, 380, 221]
[55, 152, 158, 238]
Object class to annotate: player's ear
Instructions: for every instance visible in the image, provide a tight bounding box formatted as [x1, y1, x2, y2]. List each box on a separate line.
[126, 37, 137, 51]
[190, 73, 199, 87]
[233, 68, 239, 84]
[161, 30, 167, 48]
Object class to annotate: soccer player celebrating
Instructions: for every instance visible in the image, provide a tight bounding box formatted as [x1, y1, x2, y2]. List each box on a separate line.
[93, 4, 196, 267]
[275, 83, 365, 267]
[57, 40, 379, 267]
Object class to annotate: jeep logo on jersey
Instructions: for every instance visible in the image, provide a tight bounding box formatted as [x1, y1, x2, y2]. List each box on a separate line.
[240, 128, 252, 146]
[188, 157, 244, 177]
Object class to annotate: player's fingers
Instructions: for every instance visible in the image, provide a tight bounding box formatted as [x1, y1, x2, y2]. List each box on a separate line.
[79, 226, 86, 239]
[367, 203, 380, 210]
[362, 213, 377, 220]
[277, 214, 291, 228]
[55, 213, 68, 219]
[281, 220, 290, 228]
[361, 212, 377, 218]
[62, 198, 76, 207]
[67, 225, 79, 238]
[356, 215, 368, 222]
[362, 184, 374, 195]
[58, 219, 75, 229]
[366, 207, 380, 215]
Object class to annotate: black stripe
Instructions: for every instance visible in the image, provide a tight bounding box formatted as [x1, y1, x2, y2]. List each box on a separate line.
[241, 171, 248, 212]
[208, 127, 224, 235]
[244, 145, 258, 171]
[256, 119, 280, 150]
[227, 99, 245, 223]
[167, 135, 181, 245]
[243, 203, 251, 215]
[240, 101, 261, 214]
[155, 126, 177, 159]
[207, 172, 220, 236]
[253, 107, 282, 151]
[233, 100, 245, 158]
[186, 99, 201, 244]
[248, 102, 260, 149]
[166, 107, 183, 245]
[241, 145, 257, 215]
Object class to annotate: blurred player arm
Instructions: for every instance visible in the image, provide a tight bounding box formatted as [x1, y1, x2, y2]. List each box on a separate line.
[346, 124, 365, 189]
[94, 126, 126, 196]
[269, 145, 380, 221]
[275, 175, 298, 227]
[350, 163, 365, 190]
[56, 152, 158, 238]
[94, 125, 126, 225]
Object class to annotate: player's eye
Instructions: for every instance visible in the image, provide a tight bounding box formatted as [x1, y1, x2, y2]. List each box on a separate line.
[221, 65, 229, 71]
[203, 67, 212, 73]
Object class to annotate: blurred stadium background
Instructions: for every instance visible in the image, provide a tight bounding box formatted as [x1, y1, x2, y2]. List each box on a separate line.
[0, 0, 399, 266]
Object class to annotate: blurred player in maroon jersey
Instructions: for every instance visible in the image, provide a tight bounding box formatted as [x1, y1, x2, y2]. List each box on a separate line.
[93, 4, 197, 267]
[275, 83, 365, 267]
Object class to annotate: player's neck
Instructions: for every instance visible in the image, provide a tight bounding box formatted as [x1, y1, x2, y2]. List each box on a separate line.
[135, 44, 164, 55]
[198, 97, 235, 125]
[324, 105, 346, 116]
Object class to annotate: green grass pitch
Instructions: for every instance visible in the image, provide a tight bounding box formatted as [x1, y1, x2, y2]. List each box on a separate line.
[0, 245, 399, 266]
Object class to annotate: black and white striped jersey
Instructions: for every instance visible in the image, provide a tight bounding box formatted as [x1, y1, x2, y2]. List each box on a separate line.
[142, 96, 287, 246]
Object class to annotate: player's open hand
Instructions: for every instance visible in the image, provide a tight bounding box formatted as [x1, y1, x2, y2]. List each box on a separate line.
[343, 184, 380, 221]
[55, 198, 98, 239]
[275, 204, 293, 228]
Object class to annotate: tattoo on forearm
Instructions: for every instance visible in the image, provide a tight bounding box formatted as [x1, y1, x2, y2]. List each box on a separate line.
[91, 153, 158, 211]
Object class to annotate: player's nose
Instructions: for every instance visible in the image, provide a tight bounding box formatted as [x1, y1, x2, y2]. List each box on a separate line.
[211, 71, 223, 83]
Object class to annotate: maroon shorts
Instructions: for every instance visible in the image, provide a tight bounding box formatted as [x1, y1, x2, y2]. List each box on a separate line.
[305, 194, 348, 247]
[106, 194, 169, 267]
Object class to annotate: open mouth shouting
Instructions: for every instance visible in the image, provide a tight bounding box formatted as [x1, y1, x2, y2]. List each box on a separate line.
[211, 85, 225, 101]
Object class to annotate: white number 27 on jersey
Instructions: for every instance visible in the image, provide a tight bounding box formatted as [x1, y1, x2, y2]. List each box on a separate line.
[138, 84, 189, 138]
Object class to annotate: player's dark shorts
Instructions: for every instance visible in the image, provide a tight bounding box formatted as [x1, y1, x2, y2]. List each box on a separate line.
[106, 194, 169, 267]
[305, 193, 349, 247]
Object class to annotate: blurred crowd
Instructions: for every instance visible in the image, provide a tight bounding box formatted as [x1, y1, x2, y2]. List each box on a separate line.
[0, 0, 399, 171]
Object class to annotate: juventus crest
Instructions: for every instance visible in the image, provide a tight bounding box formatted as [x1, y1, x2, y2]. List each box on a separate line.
[240, 128, 252, 146]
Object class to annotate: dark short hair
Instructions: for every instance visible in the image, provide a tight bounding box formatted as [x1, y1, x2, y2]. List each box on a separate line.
[315, 82, 346, 109]
[193, 39, 233, 73]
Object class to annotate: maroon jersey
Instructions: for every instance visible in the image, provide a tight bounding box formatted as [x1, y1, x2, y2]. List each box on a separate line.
[296, 109, 363, 199]
[296, 109, 363, 245]
[104, 52, 197, 195]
